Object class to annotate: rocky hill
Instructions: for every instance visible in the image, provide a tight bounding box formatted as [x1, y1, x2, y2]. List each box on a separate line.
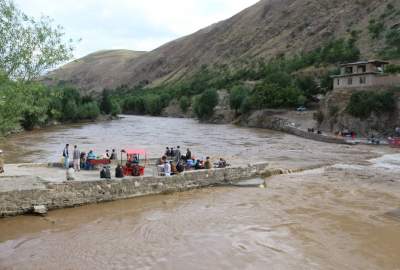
[318, 88, 400, 136]
[45, 0, 400, 93]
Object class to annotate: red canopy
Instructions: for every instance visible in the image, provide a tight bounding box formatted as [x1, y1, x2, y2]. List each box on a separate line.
[123, 149, 147, 155]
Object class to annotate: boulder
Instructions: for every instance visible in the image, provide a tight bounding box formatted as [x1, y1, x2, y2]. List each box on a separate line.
[33, 205, 48, 216]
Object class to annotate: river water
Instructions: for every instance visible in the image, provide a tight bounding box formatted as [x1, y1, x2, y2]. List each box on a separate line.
[0, 116, 399, 270]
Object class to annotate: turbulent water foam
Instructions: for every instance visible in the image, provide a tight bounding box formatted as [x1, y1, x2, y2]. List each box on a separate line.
[369, 154, 400, 171]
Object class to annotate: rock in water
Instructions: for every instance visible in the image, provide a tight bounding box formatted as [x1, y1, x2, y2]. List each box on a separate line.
[33, 205, 48, 216]
[233, 178, 266, 188]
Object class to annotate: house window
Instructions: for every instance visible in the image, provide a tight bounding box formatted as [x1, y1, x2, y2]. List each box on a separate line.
[345, 67, 353, 74]
[337, 79, 340, 86]
[348, 77, 353, 85]
[359, 76, 366, 84]
[357, 65, 366, 73]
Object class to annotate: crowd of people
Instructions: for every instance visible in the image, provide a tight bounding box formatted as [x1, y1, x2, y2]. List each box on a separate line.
[63, 144, 229, 180]
[157, 146, 228, 176]
[62, 144, 117, 171]
[63, 144, 119, 180]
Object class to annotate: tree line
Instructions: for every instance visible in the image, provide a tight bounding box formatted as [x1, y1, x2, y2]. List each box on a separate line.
[0, 0, 117, 135]
[113, 37, 361, 120]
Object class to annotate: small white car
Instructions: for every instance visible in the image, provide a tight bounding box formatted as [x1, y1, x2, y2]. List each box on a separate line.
[296, 106, 306, 112]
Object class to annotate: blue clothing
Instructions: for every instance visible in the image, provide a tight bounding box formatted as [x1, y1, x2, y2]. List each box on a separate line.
[87, 152, 96, 160]
[63, 147, 69, 168]
[64, 157, 69, 168]
[85, 152, 96, 170]
[187, 159, 194, 167]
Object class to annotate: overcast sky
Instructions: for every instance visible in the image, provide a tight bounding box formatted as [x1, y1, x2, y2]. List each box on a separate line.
[13, 0, 259, 58]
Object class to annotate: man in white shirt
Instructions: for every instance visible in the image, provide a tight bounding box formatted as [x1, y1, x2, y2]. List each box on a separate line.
[103, 150, 110, 159]
[164, 161, 171, 176]
[66, 166, 75, 181]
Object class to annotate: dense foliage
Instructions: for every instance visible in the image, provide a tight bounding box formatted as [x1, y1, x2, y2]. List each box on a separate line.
[0, 74, 102, 134]
[381, 29, 400, 59]
[368, 4, 400, 59]
[179, 96, 191, 113]
[0, 0, 75, 80]
[0, 0, 98, 135]
[229, 85, 249, 113]
[386, 64, 400, 74]
[368, 19, 385, 39]
[192, 89, 219, 120]
[346, 90, 397, 119]
[114, 38, 357, 119]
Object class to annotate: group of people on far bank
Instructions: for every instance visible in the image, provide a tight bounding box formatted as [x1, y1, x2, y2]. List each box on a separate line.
[158, 146, 228, 176]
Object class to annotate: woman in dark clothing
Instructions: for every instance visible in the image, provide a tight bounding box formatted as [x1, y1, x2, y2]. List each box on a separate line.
[115, 164, 124, 178]
[185, 149, 192, 160]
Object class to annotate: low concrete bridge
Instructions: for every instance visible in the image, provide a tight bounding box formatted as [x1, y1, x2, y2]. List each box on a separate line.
[0, 162, 271, 217]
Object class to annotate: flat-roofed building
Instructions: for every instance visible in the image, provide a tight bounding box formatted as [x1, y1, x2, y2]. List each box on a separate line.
[332, 60, 400, 90]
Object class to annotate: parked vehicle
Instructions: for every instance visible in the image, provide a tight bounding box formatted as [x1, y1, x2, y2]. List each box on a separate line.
[120, 149, 147, 176]
[296, 106, 306, 112]
[388, 137, 400, 148]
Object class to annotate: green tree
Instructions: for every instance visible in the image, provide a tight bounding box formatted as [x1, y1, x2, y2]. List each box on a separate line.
[0, 73, 24, 133]
[368, 19, 385, 39]
[63, 100, 78, 121]
[179, 96, 190, 113]
[240, 96, 253, 114]
[319, 39, 360, 64]
[193, 89, 219, 120]
[229, 85, 248, 113]
[100, 89, 113, 114]
[347, 91, 397, 119]
[110, 100, 121, 116]
[297, 95, 307, 106]
[386, 64, 400, 74]
[295, 76, 319, 98]
[78, 102, 100, 120]
[143, 95, 163, 115]
[382, 29, 400, 58]
[0, 0, 75, 80]
[251, 82, 301, 109]
[19, 83, 51, 129]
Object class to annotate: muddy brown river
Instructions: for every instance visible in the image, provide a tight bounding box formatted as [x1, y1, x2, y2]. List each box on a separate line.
[0, 116, 399, 270]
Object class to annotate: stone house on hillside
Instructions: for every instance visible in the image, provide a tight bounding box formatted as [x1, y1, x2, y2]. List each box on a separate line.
[332, 60, 400, 90]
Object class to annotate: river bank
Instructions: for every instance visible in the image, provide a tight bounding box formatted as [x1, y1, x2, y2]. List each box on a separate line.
[0, 114, 118, 139]
[161, 95, 354, 145]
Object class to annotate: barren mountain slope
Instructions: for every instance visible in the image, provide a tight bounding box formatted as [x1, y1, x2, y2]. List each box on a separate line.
[46, 0, 400, 93]
[44, 50, 146, 94]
